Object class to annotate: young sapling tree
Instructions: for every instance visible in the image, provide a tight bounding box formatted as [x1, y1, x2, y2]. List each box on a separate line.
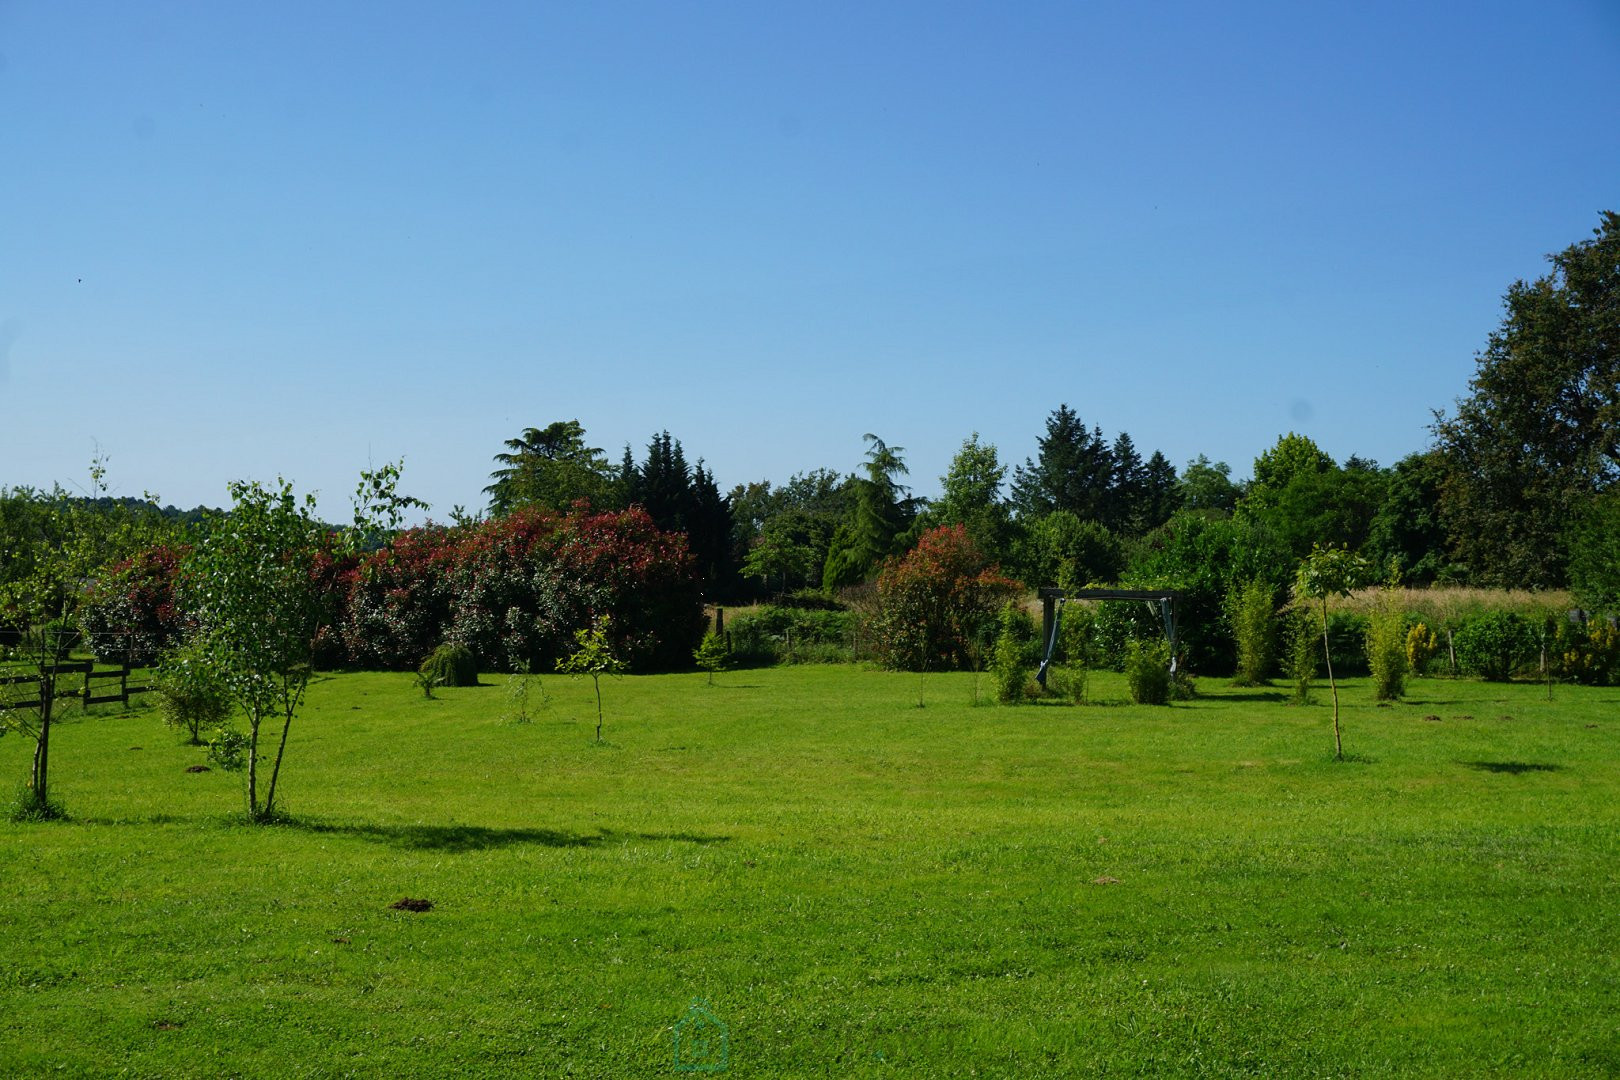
[559, 616, 625, 741]
[155, 638, 233, 744]
[693, 630, 729, 686]
[1294, 544, 1371, 760]
[0, 457, 167, 819]
[184, 479, 324, 822]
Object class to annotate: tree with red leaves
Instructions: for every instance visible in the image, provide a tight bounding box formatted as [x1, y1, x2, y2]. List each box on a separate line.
[872, 525, 1021, 672]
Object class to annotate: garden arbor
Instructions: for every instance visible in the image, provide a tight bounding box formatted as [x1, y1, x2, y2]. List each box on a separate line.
[1035, 586, 1182, 686]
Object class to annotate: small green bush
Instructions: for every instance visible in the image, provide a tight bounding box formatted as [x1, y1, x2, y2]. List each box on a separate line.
[1125, 638, 1172, 705]
[1285, 607, 1317, 705]
[154, 640, 233, 745]
[207, 727, 249, 772]
[990, 603, 1039, 705]
[1047, 663, 1088, 704]
[693, 631, 730, 684]
[1365, 594, 1409, 701]
[1452, 611, 1537, 681]
[420, 643, 477, 687]
[1226, 580, 1276, 686]
[1056, 604, 1096, 666]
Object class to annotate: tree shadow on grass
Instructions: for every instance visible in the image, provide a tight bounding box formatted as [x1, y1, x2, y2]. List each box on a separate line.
[290, 820, 731, 853]
[1461, 761, 1564, 775]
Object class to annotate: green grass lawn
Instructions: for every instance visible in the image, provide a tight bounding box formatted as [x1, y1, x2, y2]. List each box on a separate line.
[2, 666, 1617, 1077]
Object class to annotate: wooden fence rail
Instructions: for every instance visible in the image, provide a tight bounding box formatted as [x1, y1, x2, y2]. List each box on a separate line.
[0, 661, 153, 711]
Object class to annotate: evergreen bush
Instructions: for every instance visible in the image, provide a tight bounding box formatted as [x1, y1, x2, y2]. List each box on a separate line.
[1405, 622, 1440, 675]
[990, 603, 1039, 704]
[420, 643, 477, 687]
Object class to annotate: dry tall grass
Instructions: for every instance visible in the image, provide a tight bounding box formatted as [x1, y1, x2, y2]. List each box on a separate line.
[1337, 586, 1573, 624]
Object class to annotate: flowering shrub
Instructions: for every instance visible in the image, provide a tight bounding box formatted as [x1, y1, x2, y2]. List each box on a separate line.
[78, 545, 189, 664]
[340, 507, 702, 673]
[76, 507, 703, 675]
[1405, 622, 1440, 674]
[1551, 617, 1620, 685]
[872, 525, 1021, 672]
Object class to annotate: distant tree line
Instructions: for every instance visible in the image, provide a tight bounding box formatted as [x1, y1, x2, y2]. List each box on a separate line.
[5, 211, 1618, 654]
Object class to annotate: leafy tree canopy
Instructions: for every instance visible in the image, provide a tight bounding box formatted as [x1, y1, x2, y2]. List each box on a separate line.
[1177, 455, 1239, 514]
[485, 420, 616, 516]
[823, 435, 917, 590]
[932, 432, 1011, 563]
[1434, 211, 1620, 587]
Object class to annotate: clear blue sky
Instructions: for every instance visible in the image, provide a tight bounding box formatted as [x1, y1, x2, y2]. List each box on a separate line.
[3, 0, 1617, 522]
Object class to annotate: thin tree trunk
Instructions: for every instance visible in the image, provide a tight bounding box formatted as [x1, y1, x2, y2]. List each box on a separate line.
[594, 676, 603, 741]
[1321, 598, 1341, 760]
[263, 710, 295, 817]
[31, 673, 53, 800]
[247, 719, 261, 819]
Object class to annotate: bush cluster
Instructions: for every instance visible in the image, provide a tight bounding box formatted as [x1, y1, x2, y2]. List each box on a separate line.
[344, 507, 701, 674]
[78, 546, 188, 666]
[77, 507, 704, 674]
[725, 606, 855, 665]
[1450, 611, 1537, 681]
[1551, 616, 1620, 684]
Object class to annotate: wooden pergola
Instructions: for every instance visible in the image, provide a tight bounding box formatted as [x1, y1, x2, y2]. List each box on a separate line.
[1035, 586, 1183, 686]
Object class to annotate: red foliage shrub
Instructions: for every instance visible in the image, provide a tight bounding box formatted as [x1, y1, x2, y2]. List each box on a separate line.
[341, 507, 703, 673]
[873, 525, 1021, 671]
[79, 545, 190, 664]
[76, 507, 703, 675]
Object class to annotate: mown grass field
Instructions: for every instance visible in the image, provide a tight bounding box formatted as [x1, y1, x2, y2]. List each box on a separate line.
[2, 665, 1617, 1077]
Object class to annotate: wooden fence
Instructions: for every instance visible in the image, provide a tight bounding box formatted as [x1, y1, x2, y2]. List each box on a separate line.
[0, 661, 154, 711]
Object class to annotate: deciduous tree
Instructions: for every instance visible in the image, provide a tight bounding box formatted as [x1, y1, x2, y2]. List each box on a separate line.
[1294, 544, 1371, 760]
[183, 478, 324, 822]
[559, 616, 626, 741]
[872, 525, 1019, 672]
[1433, 211, 1620, 586]
[933, 433, 1011, 562]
